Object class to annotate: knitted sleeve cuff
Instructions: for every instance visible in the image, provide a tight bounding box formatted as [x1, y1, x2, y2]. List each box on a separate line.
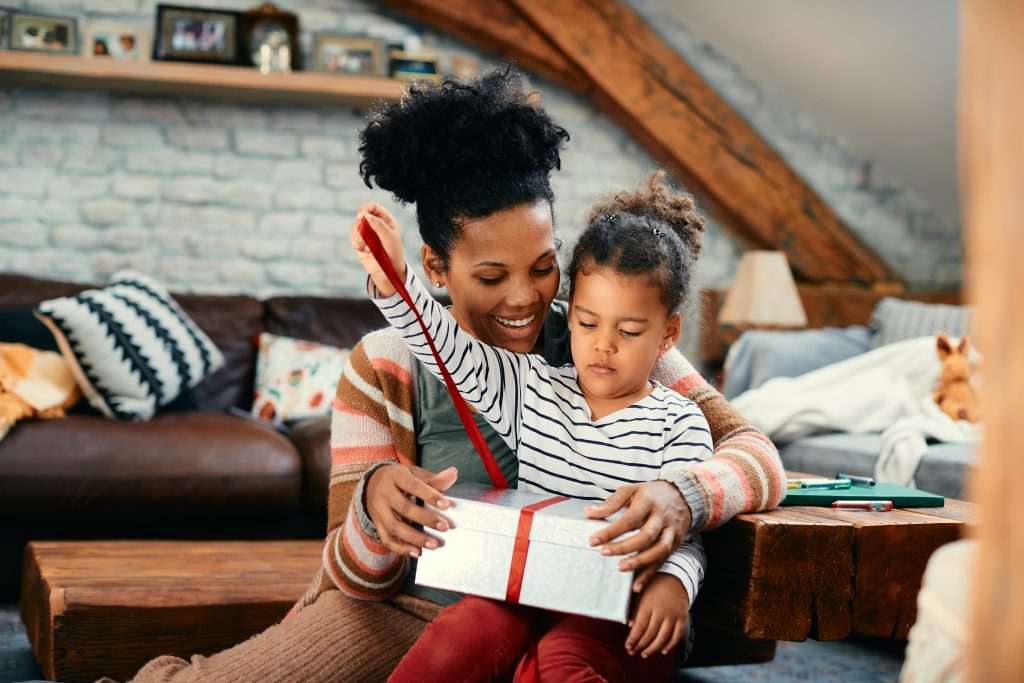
[354, 462, 392, 541]
[671, 471, 711, 533]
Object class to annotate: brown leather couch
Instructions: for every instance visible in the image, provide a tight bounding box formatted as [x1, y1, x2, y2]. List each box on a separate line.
[0, 272, 387, 592]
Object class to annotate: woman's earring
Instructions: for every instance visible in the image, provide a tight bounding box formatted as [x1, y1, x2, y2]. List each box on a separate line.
[434, 281, 444, 288]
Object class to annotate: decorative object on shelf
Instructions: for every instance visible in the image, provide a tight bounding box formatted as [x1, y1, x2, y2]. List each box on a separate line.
[389, 51, 440, 83]
[8, 11, 77, 54]
[0, 10, 9, 49]
[450, 55, 480, 81]
[86, 25, 149, 60]
[153, 4, 241, 65]
[719, 250, 808, 330]
[242, 3, 298, 74]
[313, 34, 385, 76]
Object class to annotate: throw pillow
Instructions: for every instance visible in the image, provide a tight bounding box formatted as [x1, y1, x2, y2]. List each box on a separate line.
[251, 332, 350, 423]
[869, 297, 971, 348]
[35, 270, 224, 420]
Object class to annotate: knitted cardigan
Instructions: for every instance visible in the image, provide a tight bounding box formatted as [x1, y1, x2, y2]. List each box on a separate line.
[293, 327, 785, 609]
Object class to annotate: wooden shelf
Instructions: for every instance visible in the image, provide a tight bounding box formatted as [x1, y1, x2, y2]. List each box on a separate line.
[0, 51, 404, 107]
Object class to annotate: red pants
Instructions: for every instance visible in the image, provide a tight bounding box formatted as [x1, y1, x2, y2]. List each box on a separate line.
[388, 596, 676, 683]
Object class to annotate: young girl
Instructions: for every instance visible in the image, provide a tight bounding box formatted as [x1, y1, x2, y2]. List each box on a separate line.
[350, 172, 710, 682]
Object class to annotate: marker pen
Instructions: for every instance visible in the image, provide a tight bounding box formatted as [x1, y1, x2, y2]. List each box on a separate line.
[831, 500, 893, 511]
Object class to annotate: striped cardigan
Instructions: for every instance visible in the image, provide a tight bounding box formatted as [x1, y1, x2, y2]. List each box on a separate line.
[294, 326, 785, 608]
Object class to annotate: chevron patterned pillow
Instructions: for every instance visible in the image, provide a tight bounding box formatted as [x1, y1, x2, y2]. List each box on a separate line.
[35, 271, 224, 420]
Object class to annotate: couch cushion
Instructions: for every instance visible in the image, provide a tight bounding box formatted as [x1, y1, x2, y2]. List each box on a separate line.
[263, 296, 386, 349]
[869, 297, 971, 348]
[779, 432, 974, 499]
[252, 333, 350, 423]
[288, 416, 331, 522]
[0, 412, 302, 514]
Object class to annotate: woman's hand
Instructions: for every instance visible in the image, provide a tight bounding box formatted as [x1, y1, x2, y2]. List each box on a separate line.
[364, 463, 459, 557]
[349, 201, 406, 296]
[626, 573, 690, 658]
[584, 480, 692, 592]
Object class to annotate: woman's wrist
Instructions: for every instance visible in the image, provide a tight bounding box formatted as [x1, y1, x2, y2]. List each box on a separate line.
[357, 462, 394, 540]
[668, 471, 709, 532]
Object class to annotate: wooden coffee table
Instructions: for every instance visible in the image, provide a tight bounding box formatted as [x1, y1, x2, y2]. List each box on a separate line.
[20, 493, 977, 681]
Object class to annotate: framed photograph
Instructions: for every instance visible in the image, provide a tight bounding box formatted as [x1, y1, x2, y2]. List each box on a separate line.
[153, 4, 241, 65]
[242, 3, 299, 73]
[389, 51, 440, 83]
[0, 11, 10, 49]
[86, 25, 150, 60]
[8, 11, 77, 54]
[313, 35, 385, 76]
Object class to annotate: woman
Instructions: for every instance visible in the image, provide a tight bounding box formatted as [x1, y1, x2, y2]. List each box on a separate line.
[126, 68, 783, 683]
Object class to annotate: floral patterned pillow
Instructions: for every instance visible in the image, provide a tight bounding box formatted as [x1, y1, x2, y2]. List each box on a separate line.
[251, 332, 350, 423]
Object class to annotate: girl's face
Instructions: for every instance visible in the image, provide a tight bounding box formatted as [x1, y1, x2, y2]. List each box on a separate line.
[423, 200, 560, 354]
[568, 265, 681, 407]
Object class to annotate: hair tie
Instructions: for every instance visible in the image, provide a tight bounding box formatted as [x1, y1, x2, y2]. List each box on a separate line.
[651, 228, 666, 237]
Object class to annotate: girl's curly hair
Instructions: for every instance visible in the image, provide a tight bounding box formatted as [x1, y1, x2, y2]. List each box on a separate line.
[568, 171, 706, 313]
[358, 66, 570, 264]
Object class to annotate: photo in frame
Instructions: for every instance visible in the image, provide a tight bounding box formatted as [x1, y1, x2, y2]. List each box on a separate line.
[8, 11, 77, 54]
[242, 3, 300, 73]
[153, 4, 241, 64]
[87, 25, 149, 60]
[389, 51, 441, 83]
[313, 34, 385, 76]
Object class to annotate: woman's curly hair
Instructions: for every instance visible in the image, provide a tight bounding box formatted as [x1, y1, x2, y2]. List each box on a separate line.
[567, 171, 706, 313]
[358, 66, 570, 264]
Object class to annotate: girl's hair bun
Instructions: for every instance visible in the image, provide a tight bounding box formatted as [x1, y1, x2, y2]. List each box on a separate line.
[359, 66, 569, 205]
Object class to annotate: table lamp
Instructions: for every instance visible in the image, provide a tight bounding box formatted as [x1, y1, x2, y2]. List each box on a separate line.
[718, 250, 808, 329]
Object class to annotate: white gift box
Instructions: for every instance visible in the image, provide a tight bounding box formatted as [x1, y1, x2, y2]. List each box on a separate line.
[415, 482, 634, 623]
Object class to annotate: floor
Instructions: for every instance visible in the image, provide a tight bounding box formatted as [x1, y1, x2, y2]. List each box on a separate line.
[1, 603, 904, 683]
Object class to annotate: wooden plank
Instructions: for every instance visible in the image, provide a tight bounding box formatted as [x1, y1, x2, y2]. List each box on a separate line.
[506, 0, 899, 285]
[380, 0, 588, 88]
[0, 51, 403, 107]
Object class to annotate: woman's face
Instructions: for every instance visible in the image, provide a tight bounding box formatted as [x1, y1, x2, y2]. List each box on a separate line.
[423, 200, 560, 354]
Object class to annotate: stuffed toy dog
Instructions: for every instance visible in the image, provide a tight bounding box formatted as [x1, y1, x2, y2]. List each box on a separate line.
[933, 332, 980, 423]
[0, 343, 80, 442]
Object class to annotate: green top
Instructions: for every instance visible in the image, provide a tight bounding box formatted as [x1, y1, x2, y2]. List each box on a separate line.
[402, 300, 571, 605]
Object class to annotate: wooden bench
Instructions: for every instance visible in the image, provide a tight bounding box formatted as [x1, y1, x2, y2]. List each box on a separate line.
[21, 497, 977, 682]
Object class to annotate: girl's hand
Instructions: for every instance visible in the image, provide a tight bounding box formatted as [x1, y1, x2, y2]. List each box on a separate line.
[584, 480, 692, 593]
[348, 201, 406, 296]
[364, 463, 459, 557]
[626, 573, 689, 658]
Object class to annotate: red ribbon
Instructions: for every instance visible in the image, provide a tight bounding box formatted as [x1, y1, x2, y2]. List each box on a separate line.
[505, 495, 568, 604]
[358, 217, 509, 489]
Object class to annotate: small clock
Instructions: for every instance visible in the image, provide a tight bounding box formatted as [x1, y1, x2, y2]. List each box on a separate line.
[242, 3, 300, 72]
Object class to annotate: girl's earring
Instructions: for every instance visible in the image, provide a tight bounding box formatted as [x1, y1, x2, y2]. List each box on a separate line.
[663, 343, 671, 349]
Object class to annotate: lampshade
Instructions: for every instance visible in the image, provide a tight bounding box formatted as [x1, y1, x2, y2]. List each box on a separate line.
[718, 251, 808, 328]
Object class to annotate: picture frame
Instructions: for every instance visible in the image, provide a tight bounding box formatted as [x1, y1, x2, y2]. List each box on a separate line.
[8, 11, 77, 54]
[312, 34, 385, 76]
[0, 10, 10, 49]
[242, 3, 300, 73]
[389, 51, 441, 83]
[86, 25, 150, 60]
[153, 4, 241, 65]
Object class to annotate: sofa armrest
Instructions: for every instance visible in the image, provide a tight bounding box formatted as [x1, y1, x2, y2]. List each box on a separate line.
[722, 326, 872, 399]
[288, 416, 331, 524]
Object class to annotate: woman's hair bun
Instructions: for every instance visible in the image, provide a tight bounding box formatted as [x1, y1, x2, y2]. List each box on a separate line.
[358, 66, 569, 204]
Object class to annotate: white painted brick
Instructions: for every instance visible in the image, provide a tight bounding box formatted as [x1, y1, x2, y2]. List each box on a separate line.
[15, 120, 101, 144]
[0, 221, 49, 247]
[18, 144, 65, 168]
[157, 257, 221, 286]
[163, 177, 212, 204]
[272, 159, 323, 183]
[269, 109, 324, 132]
[210, 180, 275, 209]
[324, 162, 358, 189]
[115, 99, 186, 125]
[259, 212, 307, 235]
[323, 263, 363, 291]
[94, 251, 157, 278]
[187, 233, 240, 257]
[241, 237, 292, 260]
[162, 205, 256, 232]
[1, 170, 50, 197]
[22, 249, 93, 280]
[125, 148, 215, 175]
[167, 126, 230, 150]
[38, 200, 81, 223]
[0, 92, 11, 111]
[102, 123, 164, 147]
[299, 135, 350, 160]
[234, 129, 299, 158]
[0, 147, 16, 166]
[113, 175, 160, 200]
[214, 153, 275, 180]
[290, 237, 335, 262]
[308, 214, 346, 237]
[48, 175, 110, 200]
[268, 261, 322, 286]
[219, 259, 265, 284]
[152, 226, 187, 253]
[319, 110, 366, 138]
[83, 0, 135, 12]
[63, 146, 120, 173]
[333, 186, 380, 212]
[52, 224, 101, 248]
[275, 186, 335, 210]
[15, 91, 109, 120]
[184, 102, 269, 129]
[26, 0, 82, 12]
[82, 199, 137, 225]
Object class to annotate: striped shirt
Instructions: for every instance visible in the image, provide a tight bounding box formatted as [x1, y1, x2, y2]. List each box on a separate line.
[371, 268, 711, 604]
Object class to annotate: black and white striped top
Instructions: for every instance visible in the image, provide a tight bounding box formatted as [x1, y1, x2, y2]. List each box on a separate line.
[372, 268, 712, 604]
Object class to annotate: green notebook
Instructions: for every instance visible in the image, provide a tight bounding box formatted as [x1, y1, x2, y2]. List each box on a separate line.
[782, 482, 945, 507]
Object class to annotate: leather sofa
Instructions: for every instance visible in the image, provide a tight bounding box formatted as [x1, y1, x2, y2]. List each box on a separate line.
[0, 272, 388, 593]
